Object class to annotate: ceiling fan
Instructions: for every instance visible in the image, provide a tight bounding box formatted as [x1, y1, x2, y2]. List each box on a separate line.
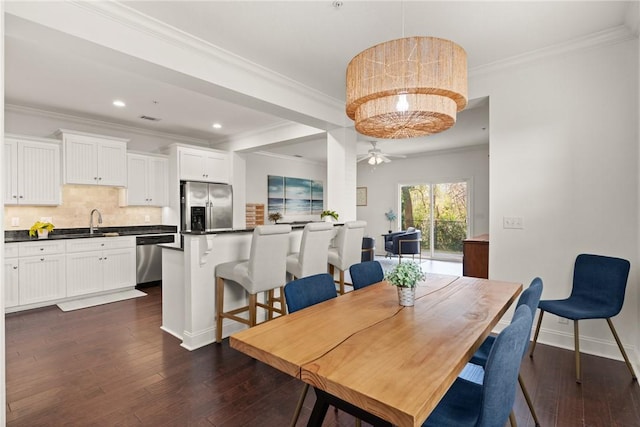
[357, 141, 406, 165]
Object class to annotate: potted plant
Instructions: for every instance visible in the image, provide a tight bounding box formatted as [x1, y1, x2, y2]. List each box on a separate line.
[385, 261, 425, 306]
[29, 221, 55, 239]
[268, 212, 282, 224]
[320, 210, 339, 222]
[385, 209, 397, 233]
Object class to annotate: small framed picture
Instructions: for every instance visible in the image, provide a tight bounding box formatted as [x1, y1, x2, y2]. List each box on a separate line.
[356, 187, 367, 206]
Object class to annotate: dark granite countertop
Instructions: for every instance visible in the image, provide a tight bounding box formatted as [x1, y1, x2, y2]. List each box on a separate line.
[180, 221, 343, 236]
[5, 225, 178, 243]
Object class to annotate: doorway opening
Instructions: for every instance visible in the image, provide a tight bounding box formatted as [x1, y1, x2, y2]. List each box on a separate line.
[400, 181, 469, 261]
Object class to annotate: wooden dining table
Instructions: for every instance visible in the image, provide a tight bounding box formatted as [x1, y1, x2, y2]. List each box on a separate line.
[230, 273, 522, 427]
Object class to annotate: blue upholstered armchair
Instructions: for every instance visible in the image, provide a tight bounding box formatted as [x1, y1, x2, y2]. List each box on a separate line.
[384, 228, 422, 261]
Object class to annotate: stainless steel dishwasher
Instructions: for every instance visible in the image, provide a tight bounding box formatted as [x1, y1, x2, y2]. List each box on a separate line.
[136, 234, 175, 286]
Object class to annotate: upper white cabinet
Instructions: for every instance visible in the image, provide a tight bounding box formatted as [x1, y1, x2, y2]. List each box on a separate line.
[56, 129, 128, 187]
[4, 135, 61, 206]
[124, 153, 168, 206]
[178, 146, 229, 183]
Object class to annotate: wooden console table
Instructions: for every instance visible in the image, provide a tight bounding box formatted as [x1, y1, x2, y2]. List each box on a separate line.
[463, 234, 489, 279]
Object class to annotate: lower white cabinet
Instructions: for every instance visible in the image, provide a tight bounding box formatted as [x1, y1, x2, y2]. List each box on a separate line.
[19, 255, 66, 305]
[65, 237, 136, 297]
[4, 245, 19, 308]
[12, 241, 66, 306]
[4, 236, 136, 310]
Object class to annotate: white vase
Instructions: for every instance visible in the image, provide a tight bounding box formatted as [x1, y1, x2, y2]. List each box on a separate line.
[324, 216, 334, 222]
[397, 287, 416, 306]
[37, 229, 49, 239]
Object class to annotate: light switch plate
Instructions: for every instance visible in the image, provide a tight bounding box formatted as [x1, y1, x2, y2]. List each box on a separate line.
[144, 215, 150, 223]
[11, 217, 19, 227]
[503, 216, 524, 229]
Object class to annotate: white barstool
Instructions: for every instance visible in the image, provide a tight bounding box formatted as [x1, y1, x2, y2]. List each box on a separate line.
[215, 224, 291, 343]
[286, 222, 334, 281]
[328, 221, 367, 294]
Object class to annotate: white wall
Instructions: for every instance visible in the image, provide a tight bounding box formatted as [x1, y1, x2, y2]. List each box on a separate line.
[472, 38, 639, 362]
[356, 145, 490, 256]
[244, 152, 327, 223]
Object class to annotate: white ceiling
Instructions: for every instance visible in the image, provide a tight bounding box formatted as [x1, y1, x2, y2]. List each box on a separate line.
[4, 1, 636, 162]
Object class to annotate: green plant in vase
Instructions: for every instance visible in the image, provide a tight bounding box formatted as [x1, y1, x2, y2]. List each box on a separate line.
[385, 261, 425, 306]
[320, 210, 339, 222]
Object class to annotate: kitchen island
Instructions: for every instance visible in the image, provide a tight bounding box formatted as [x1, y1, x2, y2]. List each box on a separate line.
[160, 224, 336, 350]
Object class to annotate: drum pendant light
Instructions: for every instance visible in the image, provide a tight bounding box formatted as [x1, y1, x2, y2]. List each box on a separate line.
[346, 36, 468, 139]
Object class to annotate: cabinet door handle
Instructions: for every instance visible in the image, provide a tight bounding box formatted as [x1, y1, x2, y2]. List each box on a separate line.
[19, 195, 23, 199]
[103, 257, 107, 260]
[99, 257, 103, 261]
[40, 248, 44, 251]
[12, 195, 17, 199]
[12, 266, 17, 270]
[94, 177, 98, 181]
[98, 177, 102, 181]
[40, 258, 45, 261]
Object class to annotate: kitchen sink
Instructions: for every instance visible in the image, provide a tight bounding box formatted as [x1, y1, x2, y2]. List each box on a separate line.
[49, 232, 105, 239]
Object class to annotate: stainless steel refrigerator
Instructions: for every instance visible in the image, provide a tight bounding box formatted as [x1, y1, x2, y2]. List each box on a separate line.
[181, 181, 233, 232]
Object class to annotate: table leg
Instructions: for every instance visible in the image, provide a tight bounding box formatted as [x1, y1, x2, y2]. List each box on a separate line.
[307, 388, 393, 427]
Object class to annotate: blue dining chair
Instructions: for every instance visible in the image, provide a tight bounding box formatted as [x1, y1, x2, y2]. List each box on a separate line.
[284, 273, 337, 314]
[349, 261, 384, 290]
[284, 273, 338, 427]
[422, 305, 533, 427]
[529, 254, 636, 383]
[468, 277, 543, 427]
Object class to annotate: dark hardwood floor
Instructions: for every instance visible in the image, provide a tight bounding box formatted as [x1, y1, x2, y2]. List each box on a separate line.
[6, 285, 640, 426]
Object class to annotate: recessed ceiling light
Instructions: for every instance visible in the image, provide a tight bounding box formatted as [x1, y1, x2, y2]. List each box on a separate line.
[113, 100, 126, 107]
[212, 123, 222, 129]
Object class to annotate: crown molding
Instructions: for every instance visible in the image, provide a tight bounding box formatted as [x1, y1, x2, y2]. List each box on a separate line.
[470, 25, 635, 77]
[5, 103, 210, 146]
[69, 1, 345, 117]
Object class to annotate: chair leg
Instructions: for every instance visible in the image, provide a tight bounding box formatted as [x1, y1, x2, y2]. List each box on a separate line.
[339, 270, 345, 295]
[529, 310, 544, 357]
[249, 293, 258, 327]
[509, 410, 517, 427]
[606, 318, 638, 380]
[289, 383, 309, 427]
[574, 320, 581, 384]
[518, 373, 540, 427]
[215, 277, 225, 343]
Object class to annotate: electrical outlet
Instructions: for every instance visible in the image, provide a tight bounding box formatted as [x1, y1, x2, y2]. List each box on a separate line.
[144, 215, 150, 223]
[11, 217, 19, 227]
[503, 216, 524, 229]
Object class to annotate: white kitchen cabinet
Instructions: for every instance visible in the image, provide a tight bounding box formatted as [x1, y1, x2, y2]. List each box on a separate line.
[15, 241, 66, 306]
[56, 129, 128, 187]
[4, 135, 61, 205]
[65, 237, 136, 297]
[18, 255, 66, 305]
[4, 244, 19, 308]
[178, 146, 229, 183]
[124, 153, 168, 206]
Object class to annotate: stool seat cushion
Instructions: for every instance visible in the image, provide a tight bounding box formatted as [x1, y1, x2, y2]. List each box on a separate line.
[216, 260, 250, 289]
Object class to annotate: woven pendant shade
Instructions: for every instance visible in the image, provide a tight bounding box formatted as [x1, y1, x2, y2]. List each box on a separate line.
[346, 36, 468, 139]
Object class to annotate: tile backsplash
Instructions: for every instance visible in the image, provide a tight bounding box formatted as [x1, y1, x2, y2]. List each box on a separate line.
[4, 185, 163, 230]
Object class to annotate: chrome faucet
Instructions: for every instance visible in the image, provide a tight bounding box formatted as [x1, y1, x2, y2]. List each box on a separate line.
[89, 209, 103, 234]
